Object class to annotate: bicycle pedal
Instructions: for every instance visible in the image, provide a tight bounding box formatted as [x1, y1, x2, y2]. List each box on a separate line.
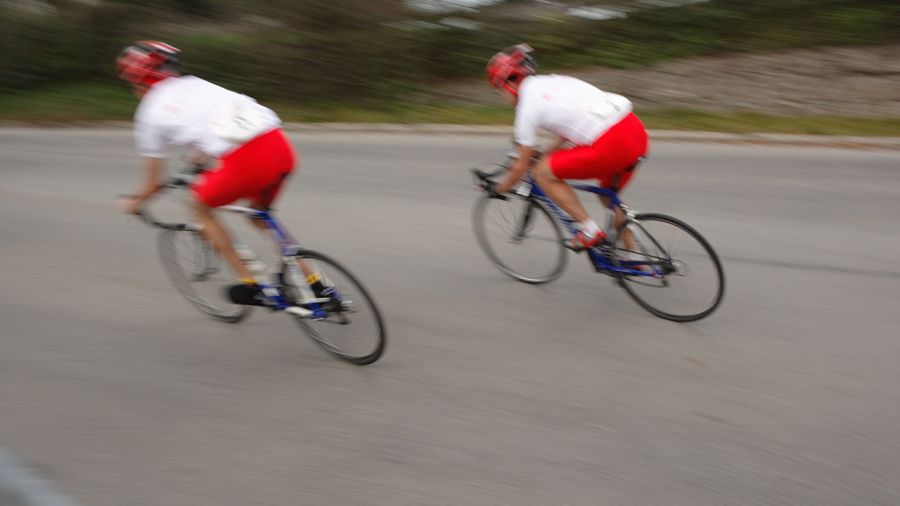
[562, 240, 582, 252]
[285, 306, 314, 318]
[563, 240, 606, 253]
[299, 297, 331, 304]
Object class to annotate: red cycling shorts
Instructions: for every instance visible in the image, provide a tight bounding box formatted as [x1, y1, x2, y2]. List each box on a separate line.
[548, 112, 649, 190]
[192, 128, 297, 209]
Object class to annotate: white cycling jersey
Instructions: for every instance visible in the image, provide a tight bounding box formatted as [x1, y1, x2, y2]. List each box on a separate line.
[134, 75, 281, 159]
[514, 74, 633, 148]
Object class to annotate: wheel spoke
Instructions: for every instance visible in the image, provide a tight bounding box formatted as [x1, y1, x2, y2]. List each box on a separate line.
[474, 195, 568, 284]
[157, 230, 250, 323]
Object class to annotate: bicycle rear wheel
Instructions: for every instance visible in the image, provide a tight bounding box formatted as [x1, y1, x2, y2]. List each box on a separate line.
[157, 229, 251, 323]
[473, 194, 567, 284]
[280, 250, 386, 365]
[616, 213, 725, 322]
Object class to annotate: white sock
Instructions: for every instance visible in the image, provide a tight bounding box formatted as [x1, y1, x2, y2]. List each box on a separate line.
[579, 219, 600, 236]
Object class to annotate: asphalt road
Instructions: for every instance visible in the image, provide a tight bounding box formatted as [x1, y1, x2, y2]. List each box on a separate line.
[2, 128, 899, 506]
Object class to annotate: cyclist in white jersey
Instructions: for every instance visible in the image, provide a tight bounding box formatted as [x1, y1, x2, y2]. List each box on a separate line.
[485, 44, 649, 250]
[115, 41, 331, 304]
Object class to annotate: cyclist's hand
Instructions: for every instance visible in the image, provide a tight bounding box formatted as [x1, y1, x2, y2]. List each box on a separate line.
[482, 180, 508, 200]
[116, 195, 142, 215]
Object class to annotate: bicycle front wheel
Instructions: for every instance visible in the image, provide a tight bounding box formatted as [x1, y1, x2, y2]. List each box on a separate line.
[281, 250, 386, 365]
[473, 194, 567, 284]
[616, 213, 725, 322]
[157, 229, 252, 323]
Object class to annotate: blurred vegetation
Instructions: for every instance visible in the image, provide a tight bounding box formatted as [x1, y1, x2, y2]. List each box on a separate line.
[4, 83, 900, 137]
[1, 0, 899, 125]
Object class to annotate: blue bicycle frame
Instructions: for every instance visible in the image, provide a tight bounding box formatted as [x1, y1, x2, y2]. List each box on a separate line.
[136, 170, 335, 319]
[215, 205, 332, 318]
[522, 176, 661, 278]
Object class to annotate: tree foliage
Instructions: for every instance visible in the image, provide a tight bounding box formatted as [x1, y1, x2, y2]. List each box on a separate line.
[1, 0, 898, 102]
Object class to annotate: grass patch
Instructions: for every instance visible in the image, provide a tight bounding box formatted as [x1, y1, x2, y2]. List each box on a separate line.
[2, 84, 898, 137]
[273, 102, 514, 124]
[0, 83, 137, 122]
[641, 109, 900, 136]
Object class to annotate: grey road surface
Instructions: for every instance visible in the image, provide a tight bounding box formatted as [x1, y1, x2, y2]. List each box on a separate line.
[2, 129, 899, 506]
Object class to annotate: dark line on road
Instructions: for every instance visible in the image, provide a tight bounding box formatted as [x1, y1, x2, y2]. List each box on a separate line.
[0, 449, 83, 506]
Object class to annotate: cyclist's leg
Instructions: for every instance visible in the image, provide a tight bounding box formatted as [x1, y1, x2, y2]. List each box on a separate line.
[192, 164, 257, 282]
[244, 213, 317, 288]
[598, 168, 636, 233]
[533, 158, 590, 222]
[540, 113, 648, 246]
[193, 129, 295, 284]
[596, 114, 649, 254]
[536, 141, 617, 246]
[193, 200, 255, 281]
[536, 128, 640, 223]
[534, 152, 607, 249]
[245, 189, 318, 283]
[240, 132, 322, 293]
[599, 188, 636, 255]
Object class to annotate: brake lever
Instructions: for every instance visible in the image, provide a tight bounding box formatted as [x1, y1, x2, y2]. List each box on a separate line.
[472, 169, 489, 181]
[169, 172, 196, 187]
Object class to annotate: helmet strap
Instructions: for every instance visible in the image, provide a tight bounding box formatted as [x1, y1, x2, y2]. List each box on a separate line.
[502, 80, 520, 99]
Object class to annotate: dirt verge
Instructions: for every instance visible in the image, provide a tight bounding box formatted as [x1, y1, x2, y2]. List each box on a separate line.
[436, 44, 900, 117]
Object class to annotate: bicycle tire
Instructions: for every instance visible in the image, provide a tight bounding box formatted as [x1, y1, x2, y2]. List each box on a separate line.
[157, 229, 252, 323]
[615, 213, 725, 322]
[280, 250, 386, 365]
[473, 194, 568, 284]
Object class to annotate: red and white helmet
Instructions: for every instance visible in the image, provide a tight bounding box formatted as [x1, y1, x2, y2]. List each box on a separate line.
[116, 41, 180, 87]
[486, 44, 536, 97]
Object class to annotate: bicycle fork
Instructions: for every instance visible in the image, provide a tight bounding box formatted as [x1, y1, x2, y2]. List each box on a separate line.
[512, 200, 537, 242]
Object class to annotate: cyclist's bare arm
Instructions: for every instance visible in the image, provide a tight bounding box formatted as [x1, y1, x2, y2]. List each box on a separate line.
[119, 157, 165, 214]
[495, 135, 570, 193]
[496, 143, 539, 193]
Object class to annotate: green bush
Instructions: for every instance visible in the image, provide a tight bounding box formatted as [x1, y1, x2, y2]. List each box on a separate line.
[1, 0, 898, 103]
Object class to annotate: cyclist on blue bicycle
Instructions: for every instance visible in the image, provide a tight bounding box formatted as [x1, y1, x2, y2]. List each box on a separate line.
[115, 41, 327, 304]
[485, 44, 649, 250]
